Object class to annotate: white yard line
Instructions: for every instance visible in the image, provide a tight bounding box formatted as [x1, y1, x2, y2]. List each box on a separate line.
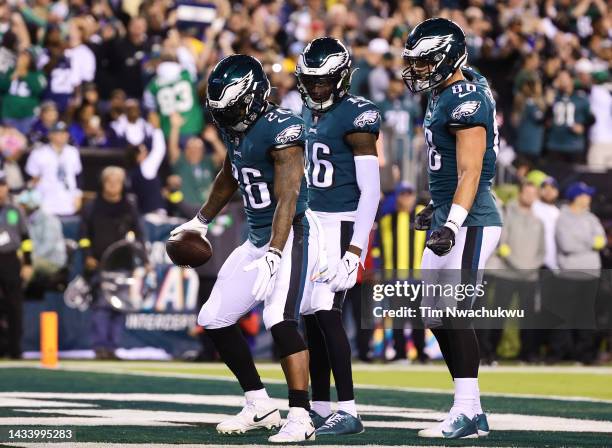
[3, 360, 612, 374]
[3, 445, 484, 448]
[2, 392, 611, 433]
[2, 361, 612, 404]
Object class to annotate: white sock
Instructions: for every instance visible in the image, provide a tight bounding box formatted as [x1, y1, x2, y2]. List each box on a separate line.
[451, 378, 477, 418]
[245, 388, 269, 402]
[312, 401, 332, 417]
[337, 400, 358, 418]
[474, 381, 483, 414]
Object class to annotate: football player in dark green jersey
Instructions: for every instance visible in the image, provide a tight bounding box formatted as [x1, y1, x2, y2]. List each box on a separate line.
[171, 55, 320, 443]
[403, 18, 503, 439]
[296, 37, 381, 437]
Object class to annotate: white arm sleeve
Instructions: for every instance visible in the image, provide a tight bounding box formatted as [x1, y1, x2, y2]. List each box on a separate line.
[140, 129, 167, 180]
[350, 155, 380, 250]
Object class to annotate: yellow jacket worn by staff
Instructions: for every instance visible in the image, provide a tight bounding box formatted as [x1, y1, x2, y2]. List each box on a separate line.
[372, 205, 427, 279]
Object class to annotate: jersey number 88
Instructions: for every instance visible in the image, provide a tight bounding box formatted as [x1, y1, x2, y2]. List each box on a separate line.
[424, 128, 442, 171]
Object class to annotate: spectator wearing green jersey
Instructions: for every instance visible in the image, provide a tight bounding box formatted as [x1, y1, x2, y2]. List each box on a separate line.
[377, 75, 422, 151]
[512, 77, 546, 164]
[143, 57, 204, 140]
[166, 113, 223, 216]
[545, 70, 594, 164]
[0, 50, 46, 135]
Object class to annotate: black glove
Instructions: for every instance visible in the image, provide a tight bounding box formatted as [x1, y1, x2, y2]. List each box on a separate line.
[414, 203, 434, 230]
[426, 226, 455, 256]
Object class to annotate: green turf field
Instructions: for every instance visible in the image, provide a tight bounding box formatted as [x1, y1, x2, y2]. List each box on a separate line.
[0, 361, 611, 447]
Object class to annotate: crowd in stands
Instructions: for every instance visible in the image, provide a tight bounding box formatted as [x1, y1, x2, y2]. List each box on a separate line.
[0, 0, 610, 363]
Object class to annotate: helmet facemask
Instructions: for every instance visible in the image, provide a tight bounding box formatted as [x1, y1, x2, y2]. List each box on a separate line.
[402, 47, 467, 93]
[297, 67, 351, 112]
[402, 53, 441, 92]
[208, 92, 256, 132]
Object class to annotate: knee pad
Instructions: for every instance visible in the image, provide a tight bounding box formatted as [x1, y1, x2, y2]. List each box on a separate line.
[197, 308, 213, 328]
[197, 289, 235, 329]
[270, 320, 307, 358]
[198, 307, 232, 329]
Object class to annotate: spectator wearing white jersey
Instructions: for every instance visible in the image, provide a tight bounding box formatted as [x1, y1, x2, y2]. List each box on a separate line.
[109, 99, 153, 147]
[25, 121, 82, 216]
[532, 177, 561, 270]
[66, 19, 96, 87]
[587, 81, 612, 169]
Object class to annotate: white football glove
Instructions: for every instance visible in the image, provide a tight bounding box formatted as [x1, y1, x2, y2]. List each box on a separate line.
[328, 251, 360, 292]
[244, 250, 282, 301]
[170, 215, 208, 239]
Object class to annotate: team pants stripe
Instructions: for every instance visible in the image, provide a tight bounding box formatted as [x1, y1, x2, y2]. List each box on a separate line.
[461, 226, 484, 270]
[332, 220, 354, 311]
[283, 217, 308, 321]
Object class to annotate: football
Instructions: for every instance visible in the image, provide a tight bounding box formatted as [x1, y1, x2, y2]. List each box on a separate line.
[165, 230, 213, 268]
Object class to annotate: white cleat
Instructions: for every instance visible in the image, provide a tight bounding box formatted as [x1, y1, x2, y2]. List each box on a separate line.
[216, 399, 281, 434]
[268, 407, 316, 443]
[418, 412, 478, 439]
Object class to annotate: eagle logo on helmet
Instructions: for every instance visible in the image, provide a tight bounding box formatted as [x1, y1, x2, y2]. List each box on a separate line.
[403, 34, 454, 58]
[354, 110, 380, 127]
[451, 101, 481, 120]
[208, 70, 254, 109]
[299, 50, 349, 75]
[275, 124, 303, 144]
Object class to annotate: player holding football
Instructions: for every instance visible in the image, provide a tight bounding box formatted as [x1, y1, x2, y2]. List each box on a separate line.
[296, 37, 381, 436]
[171, 55, 319, 443]
[402, 18, 502, 438]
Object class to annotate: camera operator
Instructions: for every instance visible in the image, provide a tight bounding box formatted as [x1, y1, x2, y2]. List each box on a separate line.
[79, 166, 144, 359]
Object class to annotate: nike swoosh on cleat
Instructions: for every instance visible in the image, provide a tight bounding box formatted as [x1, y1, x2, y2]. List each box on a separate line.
[305, 430, 315, 439]
[253, 409, 278, 423]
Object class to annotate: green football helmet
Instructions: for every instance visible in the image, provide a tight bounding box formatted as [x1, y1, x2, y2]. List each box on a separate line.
[296, 37, 352, 111]
[402, 18, 467, 93]
[207, 54, 270, 132]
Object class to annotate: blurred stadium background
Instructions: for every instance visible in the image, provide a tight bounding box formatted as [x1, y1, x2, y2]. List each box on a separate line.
[0, 0, 611, 446]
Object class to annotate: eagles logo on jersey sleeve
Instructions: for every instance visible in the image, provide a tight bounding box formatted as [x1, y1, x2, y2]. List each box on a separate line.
[354, 110, 381, 128]
[267, 108, 306, 151]
[445, 86, 490, 129]
[275, 123, 304, 145]
[343, 96, 381, 137]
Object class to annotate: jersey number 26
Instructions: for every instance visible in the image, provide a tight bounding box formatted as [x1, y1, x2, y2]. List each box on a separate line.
[232, 164, 272, 209]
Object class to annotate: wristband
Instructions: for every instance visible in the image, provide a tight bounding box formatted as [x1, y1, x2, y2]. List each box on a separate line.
[444, 203, 468, 235]
[196, 211, 210, 225]
[268, 247, 283, 258]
